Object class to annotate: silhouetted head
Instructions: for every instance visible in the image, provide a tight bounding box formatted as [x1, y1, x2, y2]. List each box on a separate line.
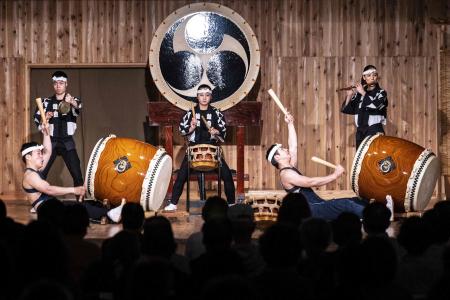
[362, 202, 391, 235]
[121, 203, 145, 232]
[277, 193, 311, 227]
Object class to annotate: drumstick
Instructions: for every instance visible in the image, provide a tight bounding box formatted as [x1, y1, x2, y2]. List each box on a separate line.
[201, 115, 225, 143]
[268, 89, 288, 115]
[311, 156, 337, 169]
[35, 97, 47, 125]
[191, 102, 196, 118]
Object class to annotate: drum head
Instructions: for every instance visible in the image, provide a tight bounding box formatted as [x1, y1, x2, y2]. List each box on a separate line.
[412, 155, 440, 211]
[141, 149, 173, 211]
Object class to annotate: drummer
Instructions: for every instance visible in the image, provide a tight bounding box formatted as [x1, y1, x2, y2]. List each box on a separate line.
[266, 112, 393, 221]
[21, 123, 123, 223]
[164, 84, 235, 211]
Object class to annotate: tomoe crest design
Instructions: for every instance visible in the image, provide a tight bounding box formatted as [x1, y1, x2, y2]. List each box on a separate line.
[149, 3, 260, 111]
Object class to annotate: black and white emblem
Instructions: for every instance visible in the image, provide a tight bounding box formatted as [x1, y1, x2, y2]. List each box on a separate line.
[114, 156, 131, 174]
[149, 3, 260, 111]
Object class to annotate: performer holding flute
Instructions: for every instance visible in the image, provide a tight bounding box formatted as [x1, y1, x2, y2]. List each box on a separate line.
[164, 84, 235, 211]
[33, 71, 83, 186]
[340, 65, 388, 149]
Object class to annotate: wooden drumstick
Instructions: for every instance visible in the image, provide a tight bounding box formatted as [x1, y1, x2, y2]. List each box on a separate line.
[311, 156, 337, 169]
[35, 97, 47, 125]
[190, 102, 196, 118]
[201, 115, 225, 143]
[268, 89, 288, 115]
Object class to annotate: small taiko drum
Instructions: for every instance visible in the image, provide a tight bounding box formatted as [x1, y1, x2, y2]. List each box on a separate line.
[188, 144, 221, 172]
[351, 134, 440, 212]
[245, 193, 283, 222]
[85, 135, 172, 211]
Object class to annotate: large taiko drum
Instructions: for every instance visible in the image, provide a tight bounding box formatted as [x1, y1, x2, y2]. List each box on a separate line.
[85, 135, 172, 211]
[351, 134, 440, 212]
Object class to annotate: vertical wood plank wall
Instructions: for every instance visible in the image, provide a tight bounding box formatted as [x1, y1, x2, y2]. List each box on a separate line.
[0, 0, 448, 194]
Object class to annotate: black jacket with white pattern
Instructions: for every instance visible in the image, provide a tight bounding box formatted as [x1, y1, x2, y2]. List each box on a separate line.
[179, 104, 226, 145]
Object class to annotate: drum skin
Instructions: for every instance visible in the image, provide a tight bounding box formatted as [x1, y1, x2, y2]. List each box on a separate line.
[351, 134, 439, 212]
[86, 136, 172, 211]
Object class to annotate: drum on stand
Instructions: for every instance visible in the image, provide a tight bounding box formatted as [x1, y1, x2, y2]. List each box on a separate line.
[85, 135, 172, 211]
[188, 144, 221, 172]
[245, 192, 283, 223]
[351, 134, 440, 212]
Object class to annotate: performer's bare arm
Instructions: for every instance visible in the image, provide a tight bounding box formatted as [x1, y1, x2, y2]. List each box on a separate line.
[281, 164, 345, 189]
[41, 124, 52, 169]
[285, 112, 297, 167]
[25, 172, 85, 198]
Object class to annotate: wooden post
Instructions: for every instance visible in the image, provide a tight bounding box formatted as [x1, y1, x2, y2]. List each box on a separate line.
[163, 125, 173, 200]
[236, 126, 245, 202]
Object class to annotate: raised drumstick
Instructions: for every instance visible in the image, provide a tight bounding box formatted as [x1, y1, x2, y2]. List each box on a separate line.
[311, 156, 337, 169]
[35, 97, 47, 125]
[268, 89, 288, 115]
[201, 115, 225, 143]
[191, 102, 196, 118]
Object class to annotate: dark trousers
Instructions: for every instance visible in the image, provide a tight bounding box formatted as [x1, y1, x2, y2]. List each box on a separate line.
[171, 155, 236, 204]
[41, 145, 83, 186]
[356, 123, 385, 149]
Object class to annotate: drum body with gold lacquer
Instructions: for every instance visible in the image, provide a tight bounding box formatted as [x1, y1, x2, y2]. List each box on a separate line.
[351, 134, 440, 212]
[85, 135, 172, 211]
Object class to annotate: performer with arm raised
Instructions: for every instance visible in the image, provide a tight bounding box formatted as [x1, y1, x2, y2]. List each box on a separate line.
[266, 112, 368, 221]
[21, 123, 85, 213]
[341, 65, 388, 149]
[165, 84, 235, 211]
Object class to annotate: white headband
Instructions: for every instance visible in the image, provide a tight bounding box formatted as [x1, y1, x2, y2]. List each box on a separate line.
[267, 144, 281, 162]
[197, 88, 212, 94]
[21, 145, 44, 157]
[362, 68, 377, 76]
[52, 76, 67, 82]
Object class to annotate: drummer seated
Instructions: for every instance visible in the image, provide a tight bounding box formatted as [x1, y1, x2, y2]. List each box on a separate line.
[165, 84, 236, 211]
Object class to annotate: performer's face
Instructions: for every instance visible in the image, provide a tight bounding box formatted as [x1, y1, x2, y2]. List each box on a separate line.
[276, 147, 291, 161]
[197, 92, 211, 106]
[363, 72, 378, 86]
[53, 80, 67, 95]
[27, 150, 44, 169]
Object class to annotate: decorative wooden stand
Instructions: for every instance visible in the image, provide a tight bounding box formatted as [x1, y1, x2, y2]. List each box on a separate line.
[147, 101, 262, 205]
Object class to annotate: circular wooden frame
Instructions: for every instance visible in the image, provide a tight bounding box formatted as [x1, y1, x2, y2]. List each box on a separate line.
[149, 2, 260, 111]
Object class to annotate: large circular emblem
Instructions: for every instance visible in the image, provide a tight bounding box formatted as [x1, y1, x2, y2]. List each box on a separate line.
[149, 3, 260, 111]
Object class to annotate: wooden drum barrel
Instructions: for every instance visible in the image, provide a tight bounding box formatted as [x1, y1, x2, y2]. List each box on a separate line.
[351, 134, 440, 212]
[85, 135, 172, 211]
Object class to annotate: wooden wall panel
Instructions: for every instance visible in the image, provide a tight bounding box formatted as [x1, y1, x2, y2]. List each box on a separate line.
[0, 58, 26, 194]
[0, 0, 447, 195]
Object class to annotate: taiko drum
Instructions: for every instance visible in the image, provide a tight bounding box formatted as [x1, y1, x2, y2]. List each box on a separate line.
[351, 134, 440, 212]
[85, 135, 172, 211]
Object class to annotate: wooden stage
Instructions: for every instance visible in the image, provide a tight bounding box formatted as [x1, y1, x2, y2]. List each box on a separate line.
[1, 189, 437, 252]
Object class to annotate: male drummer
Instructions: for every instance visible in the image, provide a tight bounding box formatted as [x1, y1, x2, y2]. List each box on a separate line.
[266, 112, 393, 221]
[21, 124, 123, 222]
[164, 84, 235, 211]
[21, 123, 85, 212]
[33, 71, 83, 187]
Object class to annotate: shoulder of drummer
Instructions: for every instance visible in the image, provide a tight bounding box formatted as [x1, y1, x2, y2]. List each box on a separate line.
[179, 109, 195, 136]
